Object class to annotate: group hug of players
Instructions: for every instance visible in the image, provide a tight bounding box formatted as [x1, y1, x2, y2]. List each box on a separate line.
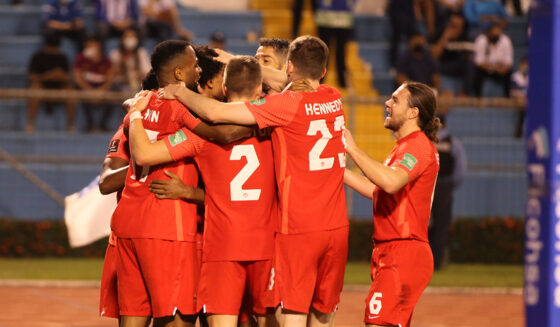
[97, 34, 442, 327]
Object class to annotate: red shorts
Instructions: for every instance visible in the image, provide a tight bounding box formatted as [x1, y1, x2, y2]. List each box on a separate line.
[274, 226, 348, 314]
[116, 238, 199, 318]
[364, 240, 433, 327]
[198, 260, 273, 315]
[99, 233, 119, 319]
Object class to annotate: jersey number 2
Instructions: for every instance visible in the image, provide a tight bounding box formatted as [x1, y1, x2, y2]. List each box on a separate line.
[230, 144, 261, 201]
[307, 115, 346, 171]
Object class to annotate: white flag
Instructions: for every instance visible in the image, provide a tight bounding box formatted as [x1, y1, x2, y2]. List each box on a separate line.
[64, 176, 117, 248]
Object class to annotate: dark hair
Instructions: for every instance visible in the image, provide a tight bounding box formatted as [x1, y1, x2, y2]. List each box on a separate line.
[194, 46, 224, 88]
[404, 81, 441, 142]
[44, 32, 61, 47]
[259, 37, 289, 65]
[150, 40, 190, 76]
[287, 35, 329, 80]
[141, 69, 159, 90]
[224, 56, 262, 98]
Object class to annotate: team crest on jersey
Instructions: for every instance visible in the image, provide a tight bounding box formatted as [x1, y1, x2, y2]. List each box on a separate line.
[169, 130, 187, 146]
[400, 153, 417, 170]
[250, 98, 266, 105]
[108, 139, 120, 153]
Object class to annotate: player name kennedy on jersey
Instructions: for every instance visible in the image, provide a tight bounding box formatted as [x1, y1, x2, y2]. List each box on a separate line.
[304, 98, 343, 116]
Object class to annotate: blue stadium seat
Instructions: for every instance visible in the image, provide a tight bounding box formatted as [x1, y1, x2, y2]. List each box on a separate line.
[461, 137, 525, 166]
[447, 107, 520, 137]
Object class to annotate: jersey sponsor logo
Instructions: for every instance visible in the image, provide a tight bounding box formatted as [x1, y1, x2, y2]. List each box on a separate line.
[400, 153, 417, 170]
[108, 139, 120, 153]
[250, 98, 266, 105]
[169, 130, 187, 146]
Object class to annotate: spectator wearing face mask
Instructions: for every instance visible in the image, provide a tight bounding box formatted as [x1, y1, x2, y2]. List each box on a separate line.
[472, 23, 513, 97]
[396, 33, 441, 91]
[74, 37, 116, 132]
[109, 28, 151, 92]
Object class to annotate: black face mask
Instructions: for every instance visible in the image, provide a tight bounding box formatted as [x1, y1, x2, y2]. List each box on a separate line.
[488, 36, 500, 44]
[412, 44, 425, 54]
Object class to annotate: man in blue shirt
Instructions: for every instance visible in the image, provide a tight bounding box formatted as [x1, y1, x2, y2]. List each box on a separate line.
[463, 0, 507, 39]
[42, 0, 86, 51]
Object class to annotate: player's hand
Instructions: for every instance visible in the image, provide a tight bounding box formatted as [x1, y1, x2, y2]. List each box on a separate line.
[128, 90, 153, 113]
[149, 170, 193, 200]
[159, 82, 185, 100]
[288, 79, 315, 92]
[213, 48, 234, 64]
[343, 128, 356, 152]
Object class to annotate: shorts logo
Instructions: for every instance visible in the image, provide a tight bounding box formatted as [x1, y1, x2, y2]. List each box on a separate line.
[400, 153, 417, 170]
[250, 98, 266, 105]
[268, 267, 275, 290]
[169, 130, 187, 146]
[108, 139, 120, 153]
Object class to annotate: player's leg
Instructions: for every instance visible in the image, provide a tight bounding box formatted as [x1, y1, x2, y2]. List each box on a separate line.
[245, 260, 276, 327]
[308, 226, 349, 327]
[198, 261, 246, 327]
[100, 233, 120, 320]
[153, 312, 197, 327]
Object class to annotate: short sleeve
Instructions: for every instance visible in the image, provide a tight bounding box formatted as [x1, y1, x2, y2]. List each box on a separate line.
[106, 126, 130, 161]
[391, 140, 433, 182]
[178, 109, 202, 130]
[245, 91, 302, 129]
[164, 128, 206, 162]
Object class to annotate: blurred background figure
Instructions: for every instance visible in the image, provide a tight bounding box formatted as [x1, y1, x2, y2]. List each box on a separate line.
[463, 0, 507, 39]
[26, 32, 75, 133]
[396, 33, 441, 91]
[138, 0, 193, 42]
[433, 0, 464, 40]
[292, 0, 317, 39]
[501, 0, 523, 16]
[73, 37, 115, 132]
[208, 31, 226, 50]
[429, 113, 467, 271]
[42, 0, 86, 52]
[473, 23, 513, 97]
[511, 55, 528, 138]
[430, 14, 475, 96]
[315, 0, 355, 89]
[387, 0, 418, 69]
[95, 0, 139, 44]
[109, 28, 151, 93]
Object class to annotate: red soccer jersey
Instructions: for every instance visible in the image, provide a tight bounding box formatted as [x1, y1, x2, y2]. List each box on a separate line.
[111, 95, 205, 241]
[372, 130, 440, 243]
[164, 127, 277, 262]
[245, 85, 348, 234]
[105, 125, 130, 202]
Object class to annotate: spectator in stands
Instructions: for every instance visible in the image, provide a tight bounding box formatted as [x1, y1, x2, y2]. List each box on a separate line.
[26, 33, 76, 133]
[387, 0, 418, 68]
[138, 0, 193, 42]
[109, 28, 151, 92]
[501, 0, 523, 16]
[511, 55, 528, 137]
[473, 23, 513, 97]
[396, 33, 441, 90]
[42, 0, 86, 52]
[208, 31, 226, 50]
[292, 0, 317, 39]
[95, 0, 139, 44]
[434, 0, 464, 38]
[429, 113, 467, 271]
[463, 0, 507, 39]
[74, 37, 116, 132]
[431, 14, 475, 95]
[315, 0, 355, 88]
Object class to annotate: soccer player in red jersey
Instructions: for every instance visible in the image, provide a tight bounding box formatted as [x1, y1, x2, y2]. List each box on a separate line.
[343, 81, 441, 327]
[128, 56, 277, 327]
[159, 36, 348, 327]
[111, 40, 204, 327]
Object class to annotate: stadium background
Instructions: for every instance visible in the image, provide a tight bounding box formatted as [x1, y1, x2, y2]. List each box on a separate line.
[0, 0, 529, 326]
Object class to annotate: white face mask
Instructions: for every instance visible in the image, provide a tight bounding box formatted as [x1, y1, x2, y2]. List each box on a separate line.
[123, 37, 138, 50]
[83, 47, 99, 60]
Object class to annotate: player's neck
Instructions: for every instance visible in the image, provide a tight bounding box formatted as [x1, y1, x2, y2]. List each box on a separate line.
[394, 122, 421, 141]
[228, 95, 252, 102]
[290, 74, 320, 90]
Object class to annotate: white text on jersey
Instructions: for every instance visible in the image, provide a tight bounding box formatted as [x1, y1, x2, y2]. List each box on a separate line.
[143, 108, 160, 123]
[304, 99, 342, 116]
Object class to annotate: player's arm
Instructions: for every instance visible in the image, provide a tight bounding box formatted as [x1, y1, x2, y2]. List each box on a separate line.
[160, 84, 257, 125]
[129, 114, 174, 166]
[260, 64, 288, 93]
[343, 169, 375, 199]
[192, 121, 254, 145]
[98, 157, 129, 194]
[344, 129, 409, 194]
[150, 170, 205, 204]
